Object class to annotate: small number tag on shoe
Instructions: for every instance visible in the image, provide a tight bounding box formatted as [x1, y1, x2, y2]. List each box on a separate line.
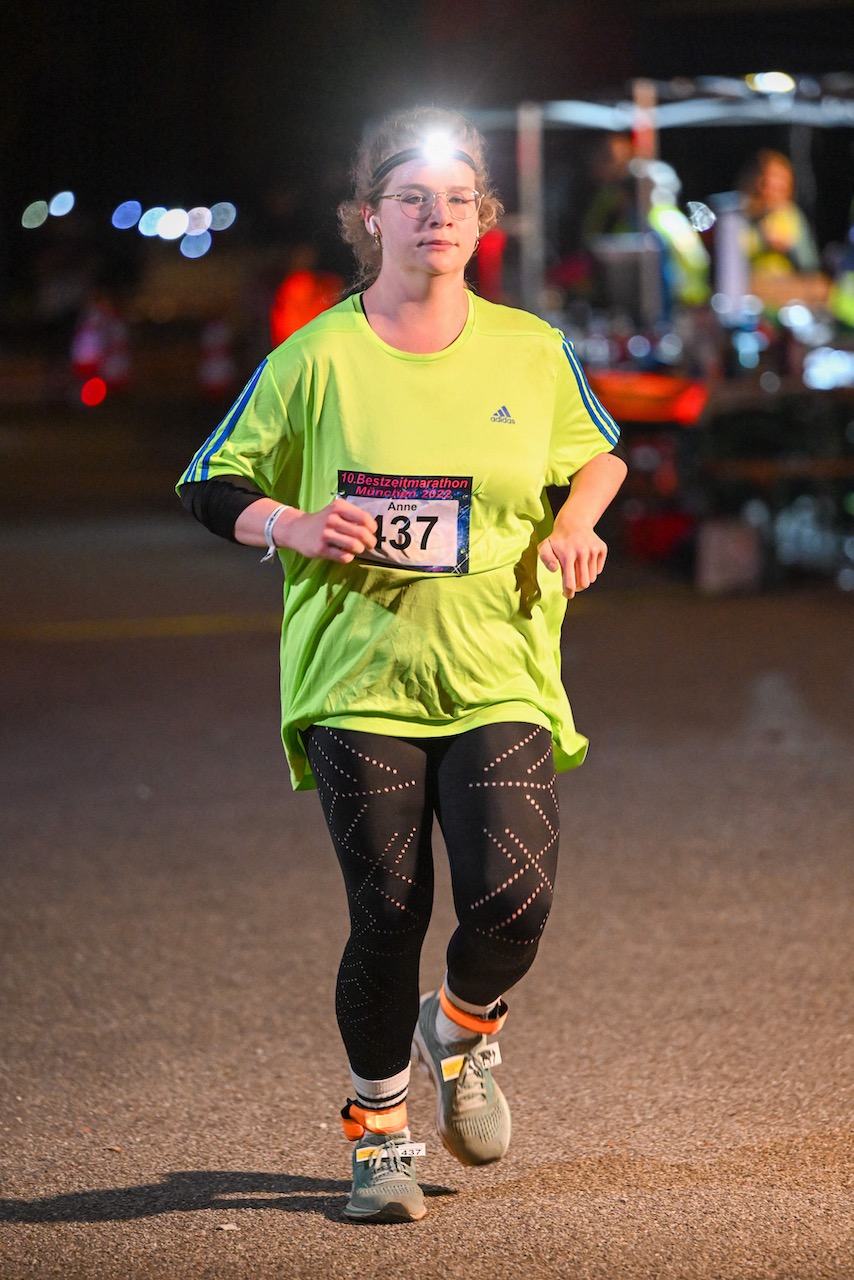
[355, 1142, 426, 1162]
[478, 1043, 502, 1070]
[440, 1042, 502, 1080]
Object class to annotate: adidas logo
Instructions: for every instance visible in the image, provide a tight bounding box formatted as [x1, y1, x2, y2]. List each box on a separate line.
[490, 405, 516, 423]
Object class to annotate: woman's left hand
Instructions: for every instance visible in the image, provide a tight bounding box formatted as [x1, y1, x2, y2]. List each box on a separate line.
[538, 523, 608, 599]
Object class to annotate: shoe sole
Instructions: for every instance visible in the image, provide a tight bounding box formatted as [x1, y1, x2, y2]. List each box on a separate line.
[343, 1201, 427, 1223]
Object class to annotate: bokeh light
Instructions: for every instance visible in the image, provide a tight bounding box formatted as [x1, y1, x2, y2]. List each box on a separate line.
[686, 201, 715, 232]
[157, 208, 190, 240]
[186, 206, 212, 235]
[656, 333, 683, 363]
[21, 201, 49, 229]
[109, 200, 235, 244]
[209, 202, 236, 231]
[627, 334, 652, 360]
[746, 71, 796, 95]
[804, 346, 854, 390]
[80, 377, 108, 407]
[138, 207, 168, 236]
[48, 191, 75, 217]
[112, 200, 142, 229]
[180, 230, 212, 258]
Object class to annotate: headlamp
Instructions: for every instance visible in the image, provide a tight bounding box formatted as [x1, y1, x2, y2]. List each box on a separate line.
[371, 134, 477, 187]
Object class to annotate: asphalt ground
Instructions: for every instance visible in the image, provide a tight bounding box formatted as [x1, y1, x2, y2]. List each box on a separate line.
[0, 396, 852, 1278]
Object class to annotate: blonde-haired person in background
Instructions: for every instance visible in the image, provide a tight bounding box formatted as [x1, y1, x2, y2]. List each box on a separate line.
[178, 106, 627, 1223]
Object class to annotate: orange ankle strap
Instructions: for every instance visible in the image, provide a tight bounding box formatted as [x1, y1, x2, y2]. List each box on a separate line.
[440, 984, 508, 1035]
[340, 1100, 408, 1141]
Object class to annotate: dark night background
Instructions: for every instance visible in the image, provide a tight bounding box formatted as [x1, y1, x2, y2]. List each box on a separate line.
[3, 0, 854, 301]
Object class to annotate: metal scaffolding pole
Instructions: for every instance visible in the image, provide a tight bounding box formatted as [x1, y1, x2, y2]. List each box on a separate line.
[517, 101, 545, 316]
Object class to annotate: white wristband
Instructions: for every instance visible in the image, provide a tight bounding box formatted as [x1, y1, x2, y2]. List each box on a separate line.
[260, 504, 291, 562]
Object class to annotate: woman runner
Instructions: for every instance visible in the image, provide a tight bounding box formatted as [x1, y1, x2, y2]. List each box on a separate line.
[178, 106, 627, 1223]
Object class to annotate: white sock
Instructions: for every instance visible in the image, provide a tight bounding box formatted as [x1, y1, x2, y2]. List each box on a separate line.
[349, 1064, 410, 1113]
[436, 1003, 477, 1044]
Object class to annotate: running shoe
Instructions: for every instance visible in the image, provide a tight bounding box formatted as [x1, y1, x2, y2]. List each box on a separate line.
[412, 990, 511, 1166]
[344, 1129, 427, 1223]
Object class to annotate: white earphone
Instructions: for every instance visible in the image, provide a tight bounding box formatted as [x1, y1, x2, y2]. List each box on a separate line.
[368, 216, 379, 235]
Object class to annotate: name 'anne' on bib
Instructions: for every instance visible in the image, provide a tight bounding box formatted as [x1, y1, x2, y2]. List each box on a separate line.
[337, 470, 472, 574]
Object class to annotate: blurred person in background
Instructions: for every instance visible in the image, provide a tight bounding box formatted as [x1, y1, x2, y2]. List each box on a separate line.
[581, 132, 639, 241]
[738, 149, 820, 277]
[828, 197, 854, 329]
[177, 106, 626, 1224]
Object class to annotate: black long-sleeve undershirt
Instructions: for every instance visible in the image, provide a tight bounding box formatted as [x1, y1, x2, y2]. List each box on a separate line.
[179, 476, 264, 542]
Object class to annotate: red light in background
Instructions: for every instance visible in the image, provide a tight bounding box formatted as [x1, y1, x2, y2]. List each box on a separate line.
[80, 377, 107, 406]
[672, 382, 708, 426]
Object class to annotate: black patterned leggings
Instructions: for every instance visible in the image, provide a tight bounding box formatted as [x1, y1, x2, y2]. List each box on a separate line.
[303, 722, 560, 1081]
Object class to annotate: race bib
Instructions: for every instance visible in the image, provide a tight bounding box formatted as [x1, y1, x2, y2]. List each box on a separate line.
[338, 470, 472, 574]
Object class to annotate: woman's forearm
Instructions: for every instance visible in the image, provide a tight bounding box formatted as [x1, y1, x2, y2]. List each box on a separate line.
[554, 450, 627, 531]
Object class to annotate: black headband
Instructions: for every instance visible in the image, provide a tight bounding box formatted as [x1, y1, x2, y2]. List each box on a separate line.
[370, 146, 477, 187]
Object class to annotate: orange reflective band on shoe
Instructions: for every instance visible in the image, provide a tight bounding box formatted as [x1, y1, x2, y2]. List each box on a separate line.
[440, 985, 508, 1035]
[340, 1100, 408, 1141]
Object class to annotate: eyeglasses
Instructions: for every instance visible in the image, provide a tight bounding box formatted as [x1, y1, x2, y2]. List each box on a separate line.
[378, 186, 482, 221]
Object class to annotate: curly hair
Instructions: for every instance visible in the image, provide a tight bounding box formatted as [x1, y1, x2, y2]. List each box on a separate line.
[338, 106, 503, 288]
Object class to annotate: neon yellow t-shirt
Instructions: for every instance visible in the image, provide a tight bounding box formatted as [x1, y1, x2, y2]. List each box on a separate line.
[179, 292, 620, 790]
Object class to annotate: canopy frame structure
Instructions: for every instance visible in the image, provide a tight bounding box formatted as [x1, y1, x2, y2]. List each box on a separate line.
[472, 79, 854, 315]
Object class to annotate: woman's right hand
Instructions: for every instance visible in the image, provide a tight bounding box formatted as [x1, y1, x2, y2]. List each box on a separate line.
[277, 496, 377, 563]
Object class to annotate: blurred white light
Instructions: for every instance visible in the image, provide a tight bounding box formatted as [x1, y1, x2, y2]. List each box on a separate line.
[112, 200, 142, 230]
[420, 131, 457, 166]
[22, 200, 49, 229]
[186, 206, 212, 235]
[157, 208, 190, 240]
[649, 161, 679, 189]
[803, 347, 854, 390]
[656, 333, 683, 363]
[49, 191, 75, 217]
[747, 71, 796, 95]
[583, 334, 612, 366]
[209, 202, 236, 231]
[139, 206, 167, 236]
[627, 334, 652, 359]
[180, 230, 212, 259]
[837, 567, 854, 592]
[779, 303, 813, 330]
[686, 201, 715, 232]
[760, 371, 781, 393]
[734, 331, 760, 368]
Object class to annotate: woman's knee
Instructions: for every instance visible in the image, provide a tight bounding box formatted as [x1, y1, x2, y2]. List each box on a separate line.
[468, 878, 554, 948]
[347, 882, 433, 942]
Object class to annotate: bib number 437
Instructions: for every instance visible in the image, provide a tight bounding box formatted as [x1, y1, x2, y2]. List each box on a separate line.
[375, 511, 437, 553]
[337, 471, 472, 574]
